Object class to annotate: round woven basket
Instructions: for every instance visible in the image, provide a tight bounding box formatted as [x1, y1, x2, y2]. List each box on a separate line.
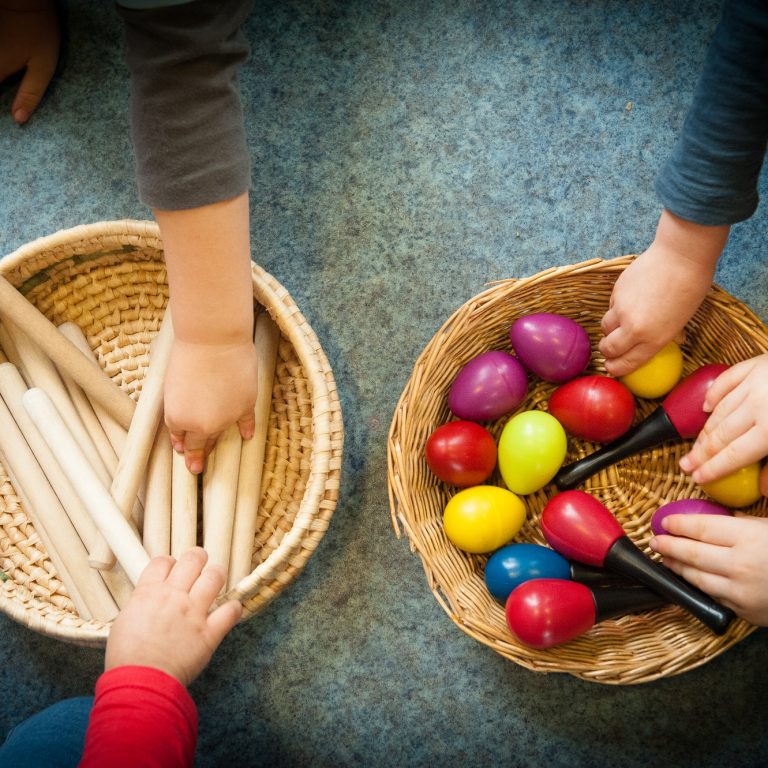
[0, 220, 343, 647]
[388, 256, 768, 685]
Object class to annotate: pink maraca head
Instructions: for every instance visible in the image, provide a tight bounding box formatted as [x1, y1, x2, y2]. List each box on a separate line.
[662, 364, 729, 438]
[505, 578, 595, 648]
[540, 490, 625, 566]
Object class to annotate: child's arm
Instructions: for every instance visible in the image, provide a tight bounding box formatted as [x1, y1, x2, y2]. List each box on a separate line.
[601, 0, 768, 376]
[157, 193, 258, 474]
[650, 513, 768, 626]
[118, 0, 256, 471]
[79, 548, 242, 767]
[0, 0, 59, 124]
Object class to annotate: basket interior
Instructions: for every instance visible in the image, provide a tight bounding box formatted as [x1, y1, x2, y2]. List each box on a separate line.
[388, 256, 768, 684]
[0, 222, 342, 647]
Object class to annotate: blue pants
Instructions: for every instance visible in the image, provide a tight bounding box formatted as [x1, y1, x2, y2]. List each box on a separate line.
[0, 697, 93, 768]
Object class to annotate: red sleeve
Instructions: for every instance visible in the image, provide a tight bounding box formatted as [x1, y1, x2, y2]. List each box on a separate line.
[79, 665, 198, 768]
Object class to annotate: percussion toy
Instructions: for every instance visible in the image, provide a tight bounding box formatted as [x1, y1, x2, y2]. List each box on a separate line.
[554, 364, 729, 491]
[540, 490, 735, 634]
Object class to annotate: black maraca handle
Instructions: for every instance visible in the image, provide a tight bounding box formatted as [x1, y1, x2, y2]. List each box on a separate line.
[605, 537, 735, 634]
[568, 561, 636, 588]
[592, 584, 667, 622]
[554, 407, 680, 491]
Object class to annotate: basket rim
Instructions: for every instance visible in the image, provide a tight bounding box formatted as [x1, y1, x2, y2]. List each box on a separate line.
[0, 219, 344, 644]
[387, 254, 764, 684]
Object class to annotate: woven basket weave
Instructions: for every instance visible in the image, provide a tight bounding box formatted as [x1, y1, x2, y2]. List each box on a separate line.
[0, 220, 343, 647]
[388, 256, 768, 684]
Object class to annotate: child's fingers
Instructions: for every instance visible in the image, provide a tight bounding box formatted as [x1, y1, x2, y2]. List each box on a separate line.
[237, 409, 256, 441]
[689, 428, 766, 485]
[701, 359, 751, 412]
[12, 54, 57, 124]
[166, 546, 208, 591]
[680, 403, 753, 472]
[182, 431, 218, 474]
[206, 599, 243, 643]
[657, 512, 740, 547]
[188, 563, 227, 609]
[136, 554, 177, 586]
[648, 533, 732, 576]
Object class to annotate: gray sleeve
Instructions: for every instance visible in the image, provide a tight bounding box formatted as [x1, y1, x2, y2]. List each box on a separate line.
[655, 0, 768, 226]
[117, 0, 254, 210]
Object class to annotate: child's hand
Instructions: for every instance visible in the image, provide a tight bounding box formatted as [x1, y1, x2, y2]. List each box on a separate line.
[105, 548, 242, 687]
[599, 209, 727, 377]
[164, 336, 258, 474]
[650, 513, 768, 626]
[599, 242, 711, 376]
[0, 0, 60, 124]
[679, 355, 768, 490]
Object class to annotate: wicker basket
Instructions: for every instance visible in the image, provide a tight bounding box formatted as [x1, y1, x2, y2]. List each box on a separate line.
[388, 255, 768, 684]
[0, 220, 343, 647]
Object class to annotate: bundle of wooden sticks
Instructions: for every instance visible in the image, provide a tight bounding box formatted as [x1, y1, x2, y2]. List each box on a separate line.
[0, 275, 280, 624]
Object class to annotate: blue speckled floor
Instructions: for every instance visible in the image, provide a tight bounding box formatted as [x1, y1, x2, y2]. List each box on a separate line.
[2, 1, 768, 766]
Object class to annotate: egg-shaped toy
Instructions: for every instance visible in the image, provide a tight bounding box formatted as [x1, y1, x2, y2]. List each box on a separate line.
[497, 410, 567, 494]
[701, 462, 762, 508]
[508, 313, 591, 383]
[651, 498, 732, 536]
[484, 543, 570, 602]
[425, 420, 497, 487]
[447, 350, 528, 422]
[620, 340, 684, 399]
[548, 375, 635, 443]
[443, 485, 526, 553]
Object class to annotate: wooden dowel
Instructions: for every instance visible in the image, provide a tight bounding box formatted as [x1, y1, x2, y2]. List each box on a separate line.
[0, 449, 93, 620]
[0, 276, 135, 429]
[143, 424, 172, 558]
[88, 311, 174, 569]
[0, 397, 119, 621]
[0, 363, 100, 551]
[0, 363, 133, 606]
[171, 450, 198, 558]
[56, 323, 129, 458]
[0, 322, 25, 376]
[202, 423, 242, 572]
[60, 368, 119, 477]
[4, 320, 113, 483]
[23, 388, 151, 585]
[228, 312, 281, 588]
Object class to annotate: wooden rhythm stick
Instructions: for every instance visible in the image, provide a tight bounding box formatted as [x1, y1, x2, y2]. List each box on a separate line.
[23, 387, 151, 585]
[60, 367, 119, 477]
[4, 320, 113, 483]
[171, 450, 198, 558]
[57, 322, 129, 459]
[0, 363, 100, 550]
[228, 311, 281, 588]
[0, 276, 135, 429]
[143, 424, 172, 558]
[202, 423, 242, 572]
[0, 322, 21, 369]
[0, 364, 134, 608]
[89, 311, 175, 569]
[0, 396, 119, 621]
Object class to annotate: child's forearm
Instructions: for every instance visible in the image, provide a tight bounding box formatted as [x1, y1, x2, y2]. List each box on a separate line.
[652, 208, 729, 272]
[154, 193, 253, 345]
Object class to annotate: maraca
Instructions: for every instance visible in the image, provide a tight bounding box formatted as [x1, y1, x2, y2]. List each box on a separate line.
[540, 490, 735, 634]
[484, 542, 636, 602]
[554, 364, 728, 491]
[505, 578, 666, 648]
